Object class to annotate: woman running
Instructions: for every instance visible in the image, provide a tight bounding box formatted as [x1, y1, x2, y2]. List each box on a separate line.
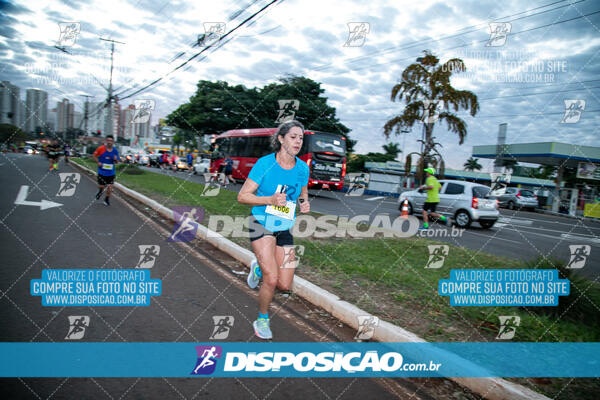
[237, 120, 310, 339]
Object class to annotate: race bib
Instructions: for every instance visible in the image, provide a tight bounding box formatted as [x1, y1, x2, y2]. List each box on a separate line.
[265, 184, 296, 220]
[102, 163, 114, 170]
[265, 201, 296, 220]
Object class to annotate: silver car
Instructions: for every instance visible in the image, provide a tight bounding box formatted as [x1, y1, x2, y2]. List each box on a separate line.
[193, 158, 211, 174]
[398, 180, 500, 229]
[495, 187, 538, 211]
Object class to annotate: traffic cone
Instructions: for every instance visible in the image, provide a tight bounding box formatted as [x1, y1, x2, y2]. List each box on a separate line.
[401, 199, 409, 219]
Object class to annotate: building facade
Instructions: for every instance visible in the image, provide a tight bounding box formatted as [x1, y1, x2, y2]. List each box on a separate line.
[0, 81, 21, 127]
[25, 88, 48, 133]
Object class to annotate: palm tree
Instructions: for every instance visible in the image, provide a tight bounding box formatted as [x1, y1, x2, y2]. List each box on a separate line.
[383, 50, 479, 183]
[382, 142, 402, 159]
[497, 158, 518, 173]
[464, 157, 482, 171]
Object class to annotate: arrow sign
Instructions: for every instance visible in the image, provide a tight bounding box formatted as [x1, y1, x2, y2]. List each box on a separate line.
[14, 185, 62, 210]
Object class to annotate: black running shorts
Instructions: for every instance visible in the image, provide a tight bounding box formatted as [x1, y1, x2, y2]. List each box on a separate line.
[423, 202, 438, 212]
[248, 216, 293, 247]
[97, 175, 115, 185]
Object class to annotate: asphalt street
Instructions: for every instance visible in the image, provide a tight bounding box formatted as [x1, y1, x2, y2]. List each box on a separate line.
[143, 164, 600, 280]
[0, 153, 476, 399]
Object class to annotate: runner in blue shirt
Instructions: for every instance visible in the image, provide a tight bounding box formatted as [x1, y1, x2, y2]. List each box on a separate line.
[93, 135, 119, 206]
[237, 120, 310, 339]
[186, 152, 194, 173]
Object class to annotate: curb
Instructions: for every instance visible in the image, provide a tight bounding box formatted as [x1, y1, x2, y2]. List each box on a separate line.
[73, 161, 549, 400]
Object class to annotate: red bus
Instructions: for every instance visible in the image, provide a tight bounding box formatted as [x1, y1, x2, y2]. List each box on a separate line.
[211, 128, 347, 190]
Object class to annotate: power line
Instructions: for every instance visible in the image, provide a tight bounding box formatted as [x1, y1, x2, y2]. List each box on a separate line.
[313, 0, 585, 72]
[338, 9, 600, 74]
[113, 0, 265, 99]
[361, 78, 600, 112]
[116, 0, 282, 101]
[478, 85, 600, 100]
[341, 108, 600, 121]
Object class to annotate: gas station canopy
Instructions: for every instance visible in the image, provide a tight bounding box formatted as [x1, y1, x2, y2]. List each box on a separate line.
[472, 142, 600, 168]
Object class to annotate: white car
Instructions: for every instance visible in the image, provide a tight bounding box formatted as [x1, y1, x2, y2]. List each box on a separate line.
[136, 152, 150, 165]
[193, 158, 211, 174]
[398, 180, 500, 228]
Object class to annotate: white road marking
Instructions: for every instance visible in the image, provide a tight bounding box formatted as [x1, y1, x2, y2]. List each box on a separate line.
[462, 229, 522, 244]
[492, 225, 600, 247]
[560, 234, 600, 244]
[365, 196, 384, 201]
[498, 217, 533, 225]
[14, 185, 62, 210]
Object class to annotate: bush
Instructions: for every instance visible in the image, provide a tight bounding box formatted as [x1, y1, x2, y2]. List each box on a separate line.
[116, 164, 143, 175]
[523, 257, 600, 327]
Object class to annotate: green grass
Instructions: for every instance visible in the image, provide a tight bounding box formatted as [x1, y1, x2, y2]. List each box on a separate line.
[73, 157, 600, 344]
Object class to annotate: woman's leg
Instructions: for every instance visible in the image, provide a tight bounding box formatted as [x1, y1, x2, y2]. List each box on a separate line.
[275, 245, 296, 291]
[251, 235, 278, 315]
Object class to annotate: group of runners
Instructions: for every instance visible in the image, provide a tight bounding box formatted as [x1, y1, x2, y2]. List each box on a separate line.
[43, 139, 71, 171]
[39, 122, 447, 341]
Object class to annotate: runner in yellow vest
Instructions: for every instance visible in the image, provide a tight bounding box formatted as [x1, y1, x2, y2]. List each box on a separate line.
[419, 168, 448, 230]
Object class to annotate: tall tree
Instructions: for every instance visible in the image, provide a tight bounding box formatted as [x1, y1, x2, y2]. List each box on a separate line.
[165, 76, 352, 150]
[382, 142, 402, 159]
[171, 134, 182, 154]
[497, 158, 518, 172]
[463, 157, 482, 171]
[0, 124, 30, 143]
[383, 51, 479, 183]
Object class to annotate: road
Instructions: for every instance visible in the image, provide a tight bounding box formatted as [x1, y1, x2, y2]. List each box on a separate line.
[142, 164, 600, 280]
[0, 153, 478, 399]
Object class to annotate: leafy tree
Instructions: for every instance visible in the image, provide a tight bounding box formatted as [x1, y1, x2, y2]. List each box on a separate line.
[347, 152, 395, 173]
[171, 134, 183, 154]
[383, 50, 479, 183]
[65, 127, 85, 141]
[261, 76, 350, 136]
[463, 157, 482, 171]
[166, 76, 352, 150]
[529, 165, 557, 180]
[497, 158, 518, 172]
[0, 123, 30, 143]
[382, 142, 402, 159]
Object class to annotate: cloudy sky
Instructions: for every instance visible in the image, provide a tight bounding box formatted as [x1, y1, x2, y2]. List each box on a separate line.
[1, 0, 599, 169]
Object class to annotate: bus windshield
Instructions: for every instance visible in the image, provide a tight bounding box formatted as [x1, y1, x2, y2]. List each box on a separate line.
[309, 132, 346, 155]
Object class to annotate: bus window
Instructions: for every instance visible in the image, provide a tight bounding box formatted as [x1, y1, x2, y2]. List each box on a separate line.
[217, 137, 231, 155]
[231, 136, 247, 157]
[248, 136, 271, 158]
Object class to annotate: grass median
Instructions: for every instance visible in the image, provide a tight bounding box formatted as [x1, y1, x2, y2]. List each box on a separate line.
[75, 157, 600, 346]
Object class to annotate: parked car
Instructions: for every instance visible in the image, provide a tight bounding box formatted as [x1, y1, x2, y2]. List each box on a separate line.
[23, 145, 35, 154]
[398, 180, 500, 228]
[174, 156, 188, 171]
[135, 152, 150, 166]
[122, 152, 135, 164]
[494, 187, 538, 211]
[193, 158, 211, 174]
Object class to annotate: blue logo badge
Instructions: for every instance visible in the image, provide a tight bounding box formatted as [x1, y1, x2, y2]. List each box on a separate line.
[168, 207, 204, 242]
[191, 345, 222, 375]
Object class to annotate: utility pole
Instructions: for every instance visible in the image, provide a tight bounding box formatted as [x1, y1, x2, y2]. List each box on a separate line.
[79, 94, 93, 136]
[99, 38, 125, 137]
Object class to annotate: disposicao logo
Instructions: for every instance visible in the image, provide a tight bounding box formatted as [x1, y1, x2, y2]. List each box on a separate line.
[191, 345, 222, 375]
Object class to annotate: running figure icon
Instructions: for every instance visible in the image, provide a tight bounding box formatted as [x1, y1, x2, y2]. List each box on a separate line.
[57, 173, 78, 195]
[65, 316, 89, 340]
[193, 346, 219, 373]
[168, 208, 203, 242]
[137, 245, 160, 268]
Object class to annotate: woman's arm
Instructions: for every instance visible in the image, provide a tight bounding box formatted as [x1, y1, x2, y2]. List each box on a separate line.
[299, 185, 310, 213]
[237, 178, 285, 207]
